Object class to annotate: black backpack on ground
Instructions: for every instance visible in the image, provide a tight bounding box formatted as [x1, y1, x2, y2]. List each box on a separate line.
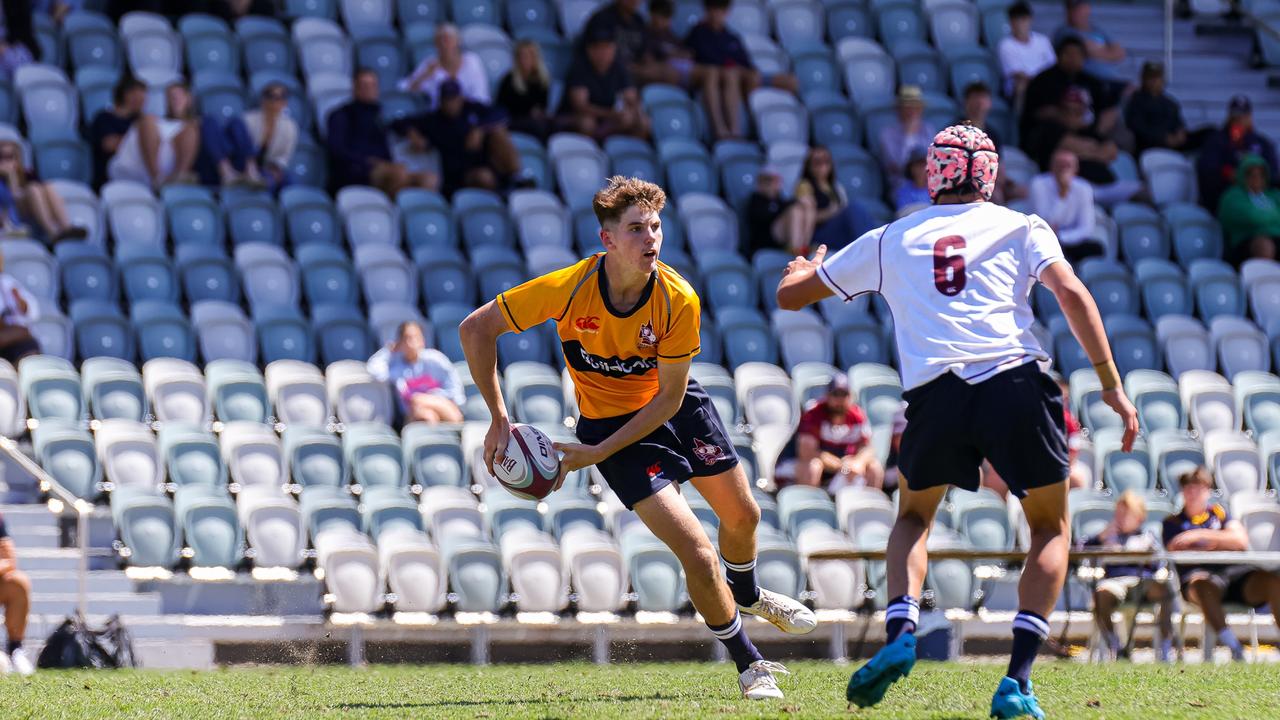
[37, 614, 137, 669]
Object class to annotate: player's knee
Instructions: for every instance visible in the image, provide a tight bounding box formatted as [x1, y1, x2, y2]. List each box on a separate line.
[720, 497, 760, 536]
[683, 542, 722, 578]
[2, 570, 31, 598]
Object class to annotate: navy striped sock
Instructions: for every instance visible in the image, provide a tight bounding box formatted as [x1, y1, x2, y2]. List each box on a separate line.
[885, 595, 920, 643]
[6, 639, 20, 654]
[707, 611, 764, 673]
[1008, 610, 1050, 693]
[722, 556, 761, 607]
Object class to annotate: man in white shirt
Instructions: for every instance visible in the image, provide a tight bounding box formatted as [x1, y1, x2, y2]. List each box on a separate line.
[1029, 149, 1100, 264]
[777, 124, 1138, 719]
[399, 23, 492, 108]
[999, 2, 1056, 102]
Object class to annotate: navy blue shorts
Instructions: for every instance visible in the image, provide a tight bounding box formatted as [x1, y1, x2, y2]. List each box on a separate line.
[575, 379, 740, 509]
[898, 361, 1069, 498]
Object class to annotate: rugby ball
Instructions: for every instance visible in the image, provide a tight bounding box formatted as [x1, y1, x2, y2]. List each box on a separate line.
[494, 424, 562, 500]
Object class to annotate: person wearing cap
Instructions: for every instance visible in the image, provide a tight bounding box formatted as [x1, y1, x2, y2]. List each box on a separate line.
[1024, 84, 1144, 207]
[1123, 62, 1186, 156]
[1196, 94, 1279, 211]
[894, 149, 931, 214]
[998, 1, 1056, 101]
[394, 79, 521, 197]
[1052, 0, 1126, 82]
[399, 23, 491, 109]
[1217, 153, 1280, 266]
[790, 374, 883, 493]
[328, 69, 438, 198]
[877, 85, 936, 188]
[243, 82, 299, 193]
[1020, 36, 1118, 146]
[745, 166, 809, 257]
[557, 25, 650, 141]
[1030, 149, 1098, 264]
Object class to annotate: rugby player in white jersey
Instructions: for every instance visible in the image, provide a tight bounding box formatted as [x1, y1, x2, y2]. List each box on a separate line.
[776, 124, 1139, 718]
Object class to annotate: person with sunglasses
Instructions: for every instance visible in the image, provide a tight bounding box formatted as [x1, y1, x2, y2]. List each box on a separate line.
[244, 82, 298, 193]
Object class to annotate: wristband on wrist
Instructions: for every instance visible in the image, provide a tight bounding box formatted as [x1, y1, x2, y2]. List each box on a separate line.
[1093, 359, 1121, 391]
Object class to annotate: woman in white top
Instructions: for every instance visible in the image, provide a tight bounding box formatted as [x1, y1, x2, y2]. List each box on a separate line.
[242, 82, 299, 192]
[108, 83, 200, 189]
[399, 23, 491, 108]
[1030, 149, 1100, 265]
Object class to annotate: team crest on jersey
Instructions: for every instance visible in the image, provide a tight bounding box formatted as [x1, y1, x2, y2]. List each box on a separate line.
[637, 321, 658, 349]
[574, 316, 601, 333]
[692, 438, 727, 466]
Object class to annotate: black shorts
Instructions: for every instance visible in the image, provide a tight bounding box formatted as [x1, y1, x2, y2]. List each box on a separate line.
[898, 361, 1069, 498]
[575, 378, 740, 509]
[1179, 566, 1269, 607]
[0, 335, 39, 364]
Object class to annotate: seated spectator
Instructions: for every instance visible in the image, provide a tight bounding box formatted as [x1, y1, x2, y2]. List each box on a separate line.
[794, 146, 872, 253]
[686, 0, 797, 141]
[1081, 491, 1173, 663]
[557, 27, 650, 141]
[745, 166, 807, 257]
[0, 251, 39, 364]
[168, 82, 266, 189]
[89, 76, 146, 188]
[0, 511, 34, 675]
[397, 80, 521, 197]
[243, 82, 298, 193]
[1023, 86, 1143, 207]
[1030, 149, 1100, 264]
[496, 41, 552, 140]
[1124, 61, 1187, 156]
[400, 24, 491, 108]
[1218, 154, 1280, 266]
[1164, 467, 1280, 662]
[108, 81, 202, 189]
[636, 0, 696, 89]
[785, 374, 883, 493]
[894, 150, 931, 214]
[1020, 36, 1119, 146]
[329, 69, 437, 198]
[1197, 95, 1279, 212]
[1053, 0, 1126, 83]
[367, 321, 464, 424]
[579, 0, 647, 78]
[0, 141, 87, 244]
[998, 1, 1056, 103]
[0, 2, 37, 79]
[877, 86, 935, 190]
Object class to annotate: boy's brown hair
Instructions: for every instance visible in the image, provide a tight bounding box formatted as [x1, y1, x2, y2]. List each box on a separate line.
[592, 175, 667, 227]
[1177, 466, 1214, 489]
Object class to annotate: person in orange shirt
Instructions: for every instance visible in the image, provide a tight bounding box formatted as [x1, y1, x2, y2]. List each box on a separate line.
[460, 176, 814, 700]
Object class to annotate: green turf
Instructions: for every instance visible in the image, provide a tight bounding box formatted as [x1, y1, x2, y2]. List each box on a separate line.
[0, 660, 1275, 719]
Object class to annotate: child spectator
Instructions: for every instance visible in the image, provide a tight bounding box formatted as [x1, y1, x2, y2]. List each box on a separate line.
[400, 24, 491, 108]
[328, 69, 437, 198]
[243, 82, 298, 192]
[1030, 149, 1100, 264]
[894, 151, 931, 214]
[397, 80, 521, 197]
[367, 321, 465, 424]
[1217, 154, 1280, 266]
[998, 1, 1056, 102]
[496, 41, 552, 140]
[88, 76, 146, 188]
[557, 26, 650, 141]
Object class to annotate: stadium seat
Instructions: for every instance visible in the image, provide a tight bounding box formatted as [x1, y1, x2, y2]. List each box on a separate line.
[255, 306, 317, 365]
[402, 423, 466, 488]
[131, 300, 196, 363]
[1113, 202, 1169, 265]
[121, 12, 183, 78]
[353, 244, 417, 307]
[619, 523, 685, 612]
[32, 419, 100, 500]
[281, 185, 341, 248]
[33, 133, 91, 184]
[56, 241, 116, 303]
[236, 485, 304, 568]
[118, 245, 179, 304]
[313, 304, 376, 365]
[18, 356, 81, 423]
[296, 243, 358, 308]
[1134, 258, 1192, 321]
[772, 308, 834, 370]
[238, 16, 293, 75]
[175, 244, 240, 305]
[497, 319, 554, 369]
[1124, 369, 1185, 434]
[1164, 203, 1223, 269]
[503, 362, 564, 425]
[1103, 314, 1158, 376]
[1095, 427, 1154, 494]
[1210, 316, 1269, 380]
[280, 425, 343, 491]
[1140, 149, 1197, 207]
[1204, 429, 1263, 499]
[163, 185, 225, 250]
[337, 185, 400, 249]
[204, 359, 269, 424]
[223, 189, 284, 247]
[15, 64, 78, 131]
[292, 17, 353, 79]
[717, 307, 777, 369]
[943, 46, 999, 97]
[678, 193, 739, 259]
[749, 88, 809, 147]
[928, 0, 979, 46]
[735, 362, 796, 428]
[1235, 370, 1280, 436]
[26, 310, 72, 363]
[836, 485, 896, 547]
[175, 484, 242, 569]
[832, 313, 892, 369]
[876, 0, 927, 50]
[1179, 369, 1239, 434]
[81, 356, 146, 422]
[362, 487, 447, 612]
[660, 139, 718, 198]
[65, 11, 123, 72]
[952, 490, 1013, 551]
[828, 0, 873, 41]
[1156, 315, 1213, 378]
[1080, 259, 1138, 317]
[840, 42, 895, 105]
[142, 358, 207, 425]
[0, 239, 57, 301]
[454, 187, 515, 248]
[192, 301, 257, 365]
[111, 488, 178, 569]
[420, 486, 506, 612]
[416, 246, 476, 307]
[95, 418, 164, 492]
[219, 421, 286, 494]
[326, 360, 393, 426]
[102, 181, 164, 252]
[70, 301, 135, 363]
[158, 423, 225, 489]
[398, 188, 455, 252]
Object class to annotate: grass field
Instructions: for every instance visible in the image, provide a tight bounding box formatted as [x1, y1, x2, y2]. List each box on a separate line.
[2, 661, 1277, 719]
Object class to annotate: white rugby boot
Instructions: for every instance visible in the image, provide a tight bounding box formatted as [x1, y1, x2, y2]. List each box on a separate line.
[740, 587, 818, 634]
[738, 660, 789, 700]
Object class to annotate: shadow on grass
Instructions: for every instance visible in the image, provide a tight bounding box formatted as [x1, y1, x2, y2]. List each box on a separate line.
[337, 693, 681, 710]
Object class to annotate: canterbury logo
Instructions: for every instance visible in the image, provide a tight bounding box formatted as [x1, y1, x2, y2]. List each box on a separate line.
[574, 316, 601, 333]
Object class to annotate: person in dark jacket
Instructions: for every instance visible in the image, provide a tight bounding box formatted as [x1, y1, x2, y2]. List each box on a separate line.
[396, 80, 521, 197]
[0, 0, 39, 78]
[1218, 153, 1280, 266]
[1020, 36, 1118, 148]
[496, 40, 551, 139]
[1196, 95, 1279, 212]
[1124, 61, 1186, 155]
[327, 68, 436, 198]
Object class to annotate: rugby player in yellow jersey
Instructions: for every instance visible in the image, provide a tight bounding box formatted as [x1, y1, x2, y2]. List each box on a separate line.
[460, 176, 815, 700]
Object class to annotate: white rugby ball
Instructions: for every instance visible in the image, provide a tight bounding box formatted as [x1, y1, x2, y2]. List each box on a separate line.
[493, 424, 561, 500]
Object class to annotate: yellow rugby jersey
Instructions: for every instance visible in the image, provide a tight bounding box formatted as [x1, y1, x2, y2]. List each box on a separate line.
[497, 252, 701, 419]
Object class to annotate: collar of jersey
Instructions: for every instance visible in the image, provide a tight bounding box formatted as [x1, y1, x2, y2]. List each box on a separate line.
[597, 254, 656, 318]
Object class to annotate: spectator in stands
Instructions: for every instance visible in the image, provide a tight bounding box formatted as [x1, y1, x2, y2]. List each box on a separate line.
[1197, 95, 1279, 212]
[1030, 149, 1100, 264]
[0, 0, 38, 79]
[790, 374, 883, 493]
[397, 80, 521, 197]
[0, 251, 38, 364]
[999, 1, 1056, 103]
[1164, 467, 1280, 662]
[329, 69, 437, 199]
[685, 0, 797, 140]
[243, 82, 298, 193]
[34, 0, 77, 25]
[1020, 36, 1119, 146]
[877, 86, 936, 190]
[637, 0, 696, 89]
[1081, 491, 1174, 663]
[894, 150, 930, 213]
[1023, 86, 1143, 207]
[579, 0, 647, 76]
[1217, 154, 1280, 266]
[0, 511, 34, 675]
[1053, 0, 1126, 83]
[168, 81, 266, 189]
[557, 26, 650, 141]
[108, 81, 202, 189]
[795, 146, 872, 253]
[0, 141, 87, 244]
[957, 82, 1003, 151]
[400, 24, 491, 108]
[745, 166, 808, 257]
[497, 41, 552, 140]
[1124, 61, 1187, 156]
[367, 321, 464, 425]
[89, 76, 146, 189]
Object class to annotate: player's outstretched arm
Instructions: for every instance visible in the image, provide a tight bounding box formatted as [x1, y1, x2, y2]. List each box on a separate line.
[460, 300, 513, 476]
[1039, 261, 1140, 451]
[776, 245, 835, 311]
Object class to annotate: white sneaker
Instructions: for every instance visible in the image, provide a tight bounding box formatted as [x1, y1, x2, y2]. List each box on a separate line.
[740, 588, 817, 635]
[9, 648, 33, 676]
[0, 651, 11, 675]
[738, 660, 788, 700]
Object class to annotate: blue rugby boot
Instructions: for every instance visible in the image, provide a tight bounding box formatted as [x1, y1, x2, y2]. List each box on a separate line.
[845, 633, 916, 707]
[990, 677, 1045, 719]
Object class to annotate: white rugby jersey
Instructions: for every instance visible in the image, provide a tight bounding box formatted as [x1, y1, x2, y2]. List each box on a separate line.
[818, 201, 1065, 390]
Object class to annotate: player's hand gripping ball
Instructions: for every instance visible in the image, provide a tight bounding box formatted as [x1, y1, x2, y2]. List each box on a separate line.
[493, 424, 562, 500]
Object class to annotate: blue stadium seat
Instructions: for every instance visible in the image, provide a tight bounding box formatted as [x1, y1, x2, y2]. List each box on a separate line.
[158, 423, 225, 488]
[175, 244, 241, 305]
[163, 185, 225, 250]
[285, 0, 339, 19]
[65, 11, 122, 72]
[19, 356, 83, 423]
[807, 90, 863, 147]
[497, 320, 553, 369]
[1114, 202, 1170, 265]
[1080, 259, 1139, 317]
[749, 88, 809, 147]
[678, 192, 739, 259]
[699, 314, 723, 366]
[875, 0, 927, 51]
[508, 189, 571, 251]
[289, 137, 328, 188]
[398, 0, 444, 25]
[928, 0, 980, 47]
[343, 422, 405, 489]
[730, 0, 771, 36]
[111, 488, 179, 569]
[73, 67, 114, 124]
[471, 245, 527, 300]
[1104, 314, 1159, 376]
[205, 359, 269, 423]
[828, 0, 874, 41]
[223, 189, 284, 247]
[606, 136, 662, 186]
[773, 0, 826, 49]
[699, 252, 757, 312]
[175, 485, 242, 569]
[831, 314, 891, 368]
[117, 246, 179, 304]
[180, 14, 239, 76]
[506, 0, 558, 33]
[1124, 370, 1185, 434]
[754, 250, 789, 313]
[292, 18, 353, 79]
[790, 44, 840, 95]
[1190, 258, 1245, 321]
[34, 420, 101, 500]
[254, 305, 317, 364]
[192, 301, 258, 364]
[840, 43, 895, 105]
[397, 188, 455, 251]
[1135, 258, 1192, 321]
[452, 0, 498, 25]
[718, 307, 778, 369]
[354, 244, 417, 306]
[280, 185, 341, 248]
[238, 16, 294, 75]
[716, 142, 764, 210]
[454, 187, 515, 248]
[416, 246, 476, 307]
[831, 142, 884, 203]
[80, 357, 144, 423]
[193, 71, 246, 122]
[56, 241, 116, 303]
[234, 243, 301, 310]
[1165, 202, 1224, 269]
[943, 46, 1000, 97]
[773, 308, 834, 370]
[297, 243, 358, 307]
[33, 133, 91, 184]
[355, 30, 407, 91]
[121, 12, 183, 78]
[340, 0, 394, 29]
[130, 300, 196, 363]
[891, 40, 945, 94]
[642, 85, 701, 142]
[281, 425, 343, 489]
[313, 303, 375, 364]
[981, 6, 1010, 46]
[15, 64, 78, 131]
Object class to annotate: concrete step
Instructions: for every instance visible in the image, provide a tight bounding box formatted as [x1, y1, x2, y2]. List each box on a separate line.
[16, 548, 85, 572]
[21, 614, 190, 641]
[28, 592, 163, 617]
[0, 504, 59, 529]
[24, 571, 136, 595]
[5, 525, 61, 549]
